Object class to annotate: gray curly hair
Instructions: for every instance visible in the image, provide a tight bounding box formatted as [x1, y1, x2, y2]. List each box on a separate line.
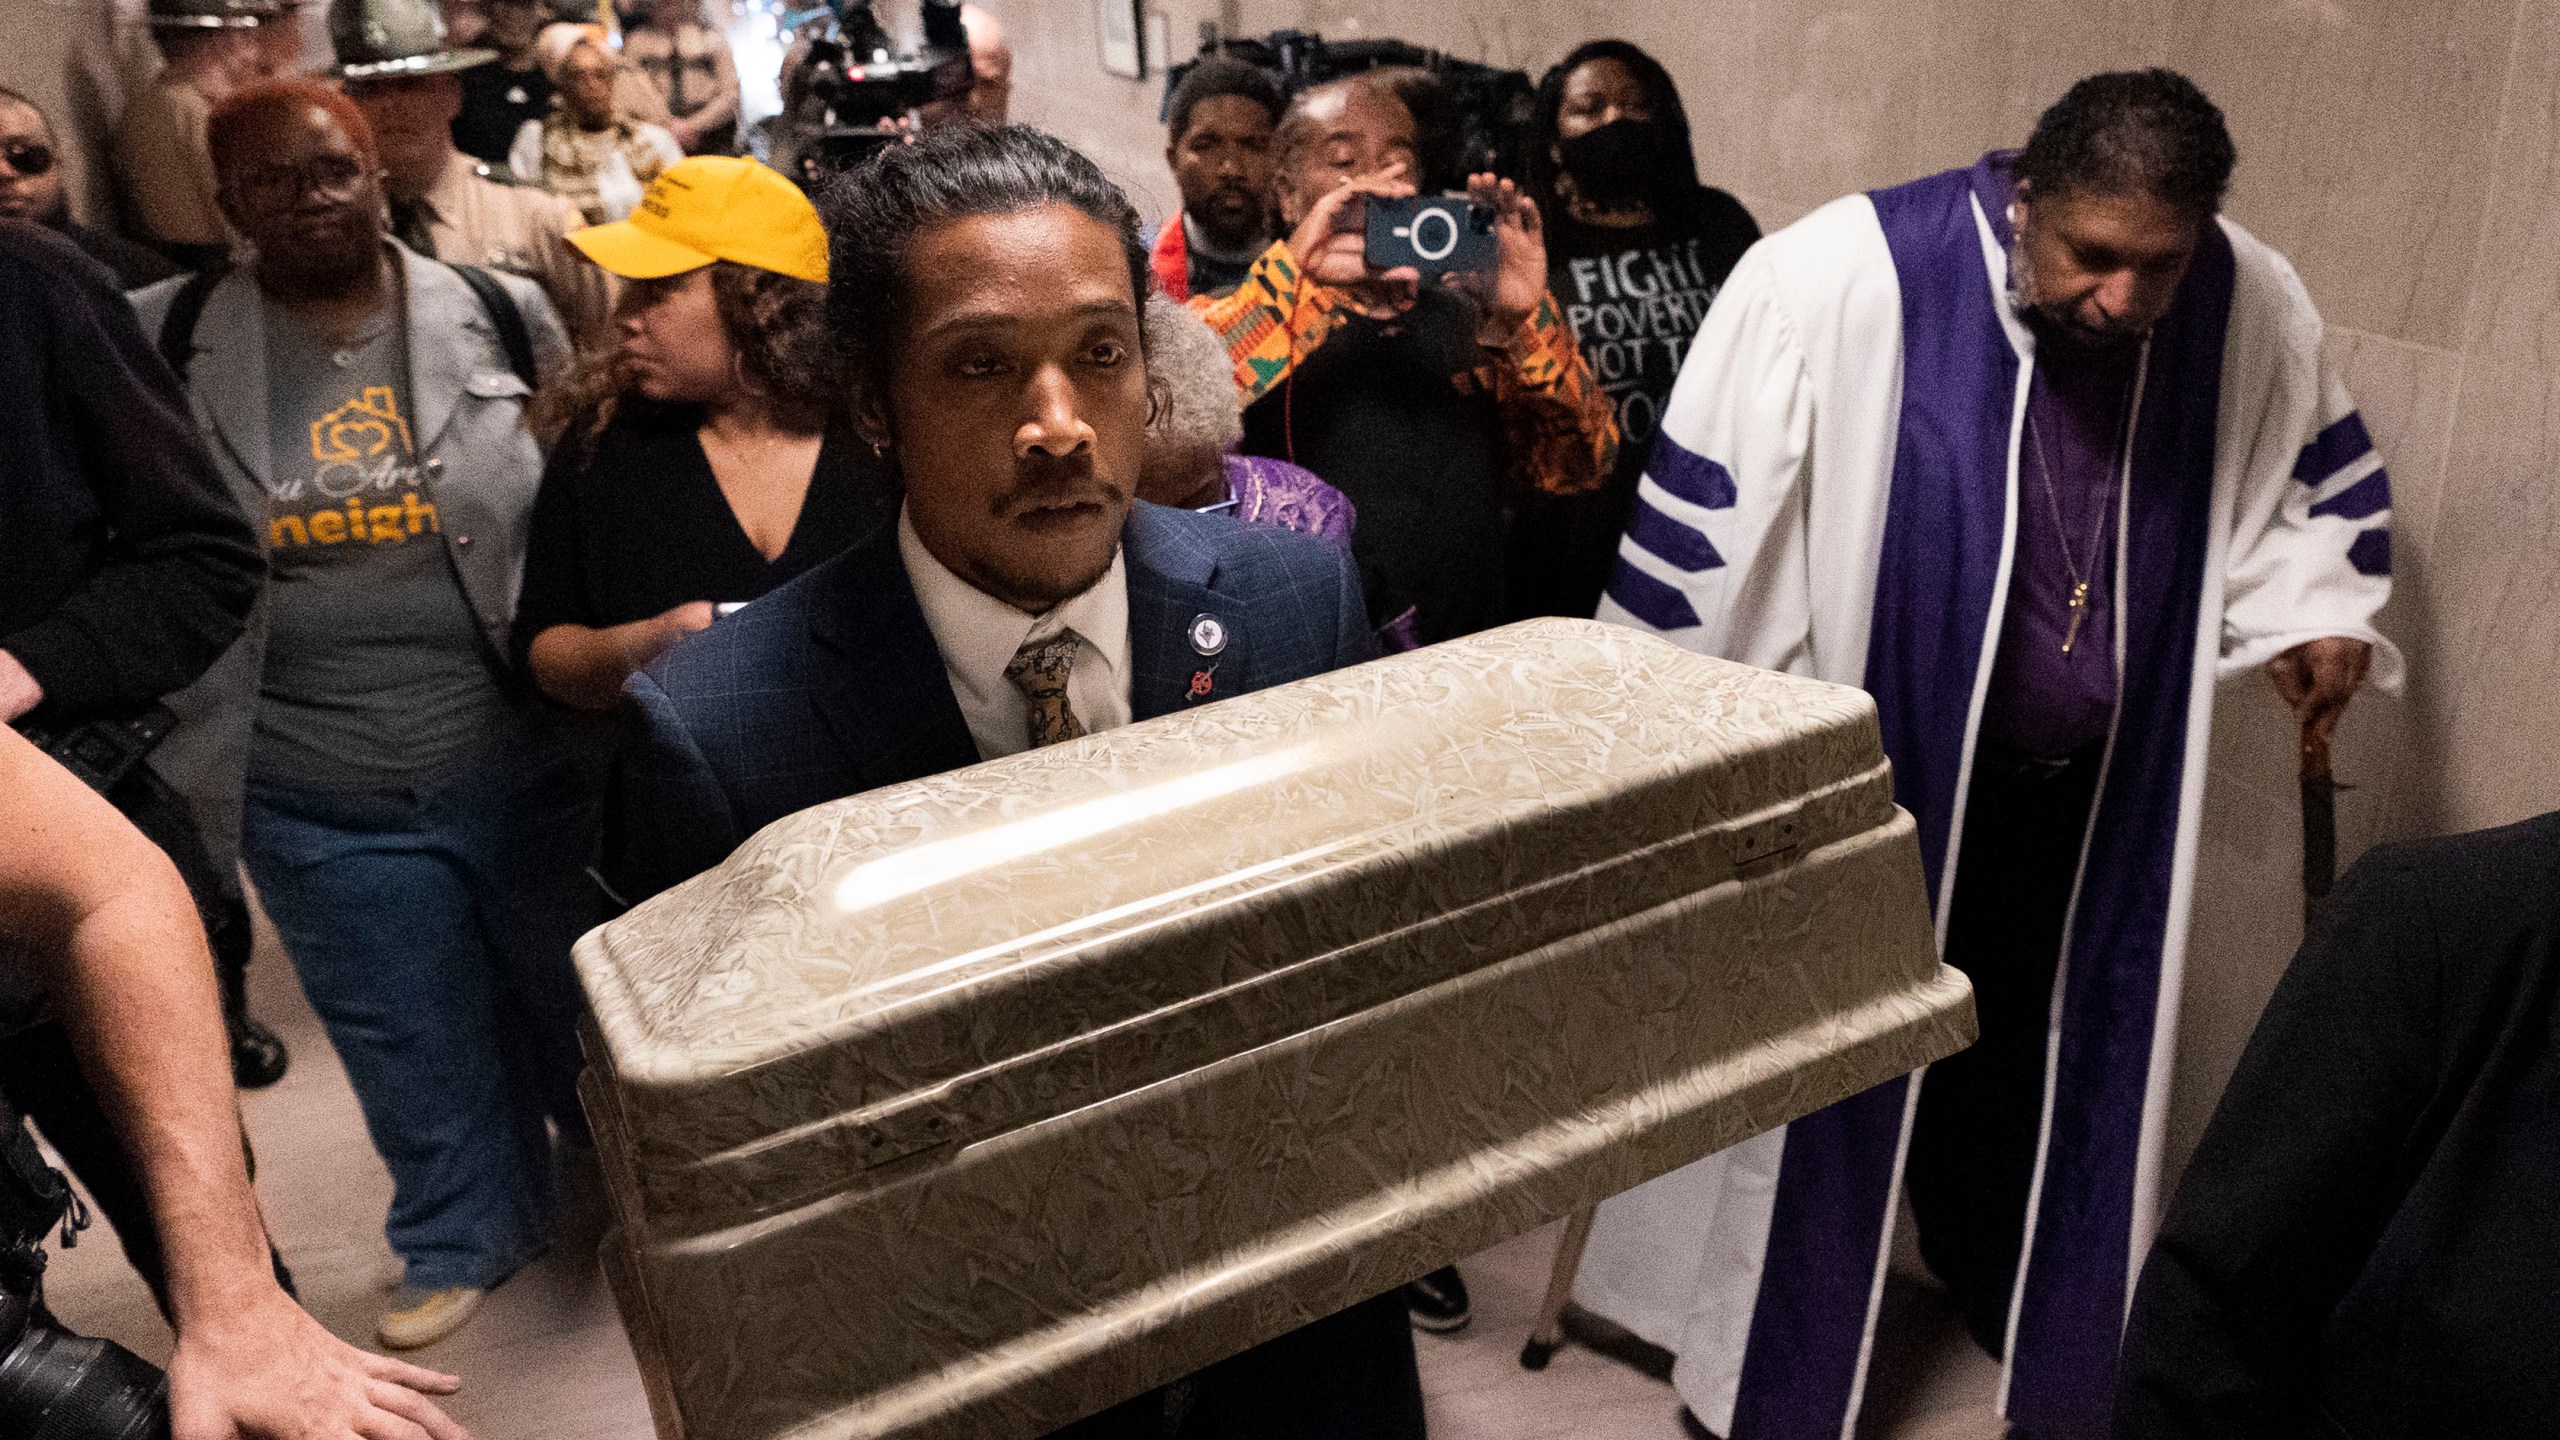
[1143, 293, 1245, 463]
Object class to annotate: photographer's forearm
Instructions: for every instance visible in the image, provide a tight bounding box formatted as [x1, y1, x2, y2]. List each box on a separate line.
[57, 894, 272, 1323]
[0, 731, 272, 1326]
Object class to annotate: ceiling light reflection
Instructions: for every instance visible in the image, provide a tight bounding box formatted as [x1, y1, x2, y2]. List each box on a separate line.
[830, 749, 1316, 917]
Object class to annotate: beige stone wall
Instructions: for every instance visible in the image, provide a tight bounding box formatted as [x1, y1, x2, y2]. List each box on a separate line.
[999, 0, 2560, 1172]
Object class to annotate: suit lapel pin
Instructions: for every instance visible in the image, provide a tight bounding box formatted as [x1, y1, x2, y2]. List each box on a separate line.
[1188, 664, 1218, 702]
[1188, 613, 1228, 657]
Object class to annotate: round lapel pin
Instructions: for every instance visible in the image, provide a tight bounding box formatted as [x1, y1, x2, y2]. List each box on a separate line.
[1188, 614, 1228, 657]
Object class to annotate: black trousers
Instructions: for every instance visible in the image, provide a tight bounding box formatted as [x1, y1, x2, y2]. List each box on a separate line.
[1052, 1290, 1425, 1439]
[1905, 745, 2104, 1357]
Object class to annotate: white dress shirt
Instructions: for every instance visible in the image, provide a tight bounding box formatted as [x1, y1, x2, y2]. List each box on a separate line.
[897, 506, 1133, 761]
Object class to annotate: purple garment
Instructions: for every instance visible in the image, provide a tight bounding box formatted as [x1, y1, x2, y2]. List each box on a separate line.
[1216, 453, 1418, 652]
[1221, 453, 1357, 550]
[1980, 330, 2141, 759]
[1724, 152, 2235, 1439]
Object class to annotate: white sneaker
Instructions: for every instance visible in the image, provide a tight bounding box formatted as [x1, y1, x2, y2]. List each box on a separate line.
[377, 1285, 486, 1350]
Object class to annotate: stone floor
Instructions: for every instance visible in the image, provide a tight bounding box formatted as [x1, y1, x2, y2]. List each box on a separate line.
[41, 912, 2002, 1440]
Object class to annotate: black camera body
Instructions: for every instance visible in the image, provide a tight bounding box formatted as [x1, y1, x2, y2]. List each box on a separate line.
[774, 0, 971, 185]
[0, 1286, 169, 1440]
[1364, 193, 1497, 278]
[0, 1105, 168, 1438]
[10, 708, 175, 798]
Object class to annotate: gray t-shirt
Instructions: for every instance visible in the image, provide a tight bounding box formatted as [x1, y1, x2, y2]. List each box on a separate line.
[252, 294, 512, 789]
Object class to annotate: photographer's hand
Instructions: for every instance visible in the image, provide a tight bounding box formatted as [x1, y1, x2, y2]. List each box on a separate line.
[169, 1286, 467, 1440]
[1286, 162, 1416, 291]
[0, 727, 471, 1439]
[1453, 173, 1549, 347]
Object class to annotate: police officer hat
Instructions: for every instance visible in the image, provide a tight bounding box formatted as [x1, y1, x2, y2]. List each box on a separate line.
[327, 0, 499, 79]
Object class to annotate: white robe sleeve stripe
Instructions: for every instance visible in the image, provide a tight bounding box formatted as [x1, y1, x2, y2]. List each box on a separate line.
[1592, 229, 1822, 674]
[1625, 501, 1726, 574]
[1604, 551, 1708, 632]
[2212, 233, 2402, 690]
[2289, 407, 2375, 482]
[2306, 462, 2390, 521]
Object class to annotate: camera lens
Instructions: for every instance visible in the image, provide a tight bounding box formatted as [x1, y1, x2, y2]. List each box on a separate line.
[1408, 206, 1460, 262]
[0, 1313, 170, 1440]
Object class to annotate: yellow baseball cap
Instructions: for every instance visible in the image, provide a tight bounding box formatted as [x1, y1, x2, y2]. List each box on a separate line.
[568, 156, 828, 284]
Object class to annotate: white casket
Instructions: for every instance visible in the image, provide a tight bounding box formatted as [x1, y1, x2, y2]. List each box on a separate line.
[574, 618, 1972, 1440]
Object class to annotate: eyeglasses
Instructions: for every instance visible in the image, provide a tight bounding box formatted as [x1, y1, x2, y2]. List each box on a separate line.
[0, 139, 55, 178]
[230, 153, 368, 211]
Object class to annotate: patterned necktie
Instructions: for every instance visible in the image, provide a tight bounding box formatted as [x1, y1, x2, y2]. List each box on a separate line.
[1004, 632, 1087, 749]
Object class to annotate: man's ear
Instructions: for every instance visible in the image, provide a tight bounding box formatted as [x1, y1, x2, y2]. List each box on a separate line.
[850, 388, 894, 453]
[1145, 368, 1171, 432]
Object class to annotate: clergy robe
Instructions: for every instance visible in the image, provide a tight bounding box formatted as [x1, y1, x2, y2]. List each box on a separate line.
[1576, 152, 2402, 1440]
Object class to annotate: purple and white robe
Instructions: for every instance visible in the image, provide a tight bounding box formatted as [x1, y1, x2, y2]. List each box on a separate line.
[1577, 153, 2402, 1439]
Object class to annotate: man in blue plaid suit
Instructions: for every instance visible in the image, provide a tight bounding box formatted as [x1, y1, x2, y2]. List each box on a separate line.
[613, 495, 1372, 905]
[611, 125, 1416, 1440]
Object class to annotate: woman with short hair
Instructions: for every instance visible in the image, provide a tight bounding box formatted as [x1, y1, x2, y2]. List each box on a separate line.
[1137, 293, 1431, 653]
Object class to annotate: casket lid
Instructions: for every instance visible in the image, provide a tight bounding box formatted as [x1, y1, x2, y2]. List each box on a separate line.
[576, 620, 1890, 1218]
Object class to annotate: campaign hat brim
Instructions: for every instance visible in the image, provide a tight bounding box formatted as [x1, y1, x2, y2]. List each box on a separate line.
[333, 47, 501, 79]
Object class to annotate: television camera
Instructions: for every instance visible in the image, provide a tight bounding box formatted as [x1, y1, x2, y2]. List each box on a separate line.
[768, 0, 973, 187]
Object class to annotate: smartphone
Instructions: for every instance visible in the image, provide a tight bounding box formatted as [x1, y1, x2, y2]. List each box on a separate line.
[1363, 193, 1497, 279]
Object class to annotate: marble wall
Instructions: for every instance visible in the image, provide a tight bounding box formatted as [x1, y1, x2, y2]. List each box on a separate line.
[1002, 0, 2560, 1177]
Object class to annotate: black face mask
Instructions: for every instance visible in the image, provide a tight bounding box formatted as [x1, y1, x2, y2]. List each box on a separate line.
[1558, 119, 1675, 210]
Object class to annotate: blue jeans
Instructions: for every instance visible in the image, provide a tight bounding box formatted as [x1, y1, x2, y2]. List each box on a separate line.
[243, 719, 603, 1290]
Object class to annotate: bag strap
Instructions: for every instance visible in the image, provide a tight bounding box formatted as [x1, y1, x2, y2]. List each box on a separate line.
[443, 261, 539, 392]
[154, 263, 232, 383]
[0, 1096, 71, 1292]
[157, 260, 537, 393]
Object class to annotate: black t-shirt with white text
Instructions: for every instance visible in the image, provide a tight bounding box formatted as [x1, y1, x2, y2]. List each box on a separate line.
[1510, 187, 1758, 620]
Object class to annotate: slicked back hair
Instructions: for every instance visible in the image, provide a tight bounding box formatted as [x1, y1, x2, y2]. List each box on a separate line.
[818, 123, 1151, 412]
[1166, 56, 1283, 146]
[1271, 72, 1406, 182]
[2018, 69, 2236, 218]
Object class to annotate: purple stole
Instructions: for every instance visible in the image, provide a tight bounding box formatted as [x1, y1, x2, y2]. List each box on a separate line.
[1727, 154, 2234, 1439]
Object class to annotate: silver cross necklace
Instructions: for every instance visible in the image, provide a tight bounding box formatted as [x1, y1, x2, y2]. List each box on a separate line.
[2023, 396, 2126, 656]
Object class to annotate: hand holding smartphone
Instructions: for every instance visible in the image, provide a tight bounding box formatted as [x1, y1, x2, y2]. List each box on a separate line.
[1363, 194, 1499, 279]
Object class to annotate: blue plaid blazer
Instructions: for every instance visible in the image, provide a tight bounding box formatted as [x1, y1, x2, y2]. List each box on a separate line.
[613, 501, 1375, 903]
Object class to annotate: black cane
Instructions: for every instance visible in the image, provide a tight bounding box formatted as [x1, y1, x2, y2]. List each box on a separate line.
[2300, 724, 2341, 939]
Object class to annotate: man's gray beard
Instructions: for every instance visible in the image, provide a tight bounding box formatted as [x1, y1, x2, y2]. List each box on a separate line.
[2006, 234, 2038, 320]
[2006, 233, 2143, 346]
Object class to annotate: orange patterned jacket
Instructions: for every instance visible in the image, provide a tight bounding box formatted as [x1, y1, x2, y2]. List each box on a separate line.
[1185, 240, 1620, 501]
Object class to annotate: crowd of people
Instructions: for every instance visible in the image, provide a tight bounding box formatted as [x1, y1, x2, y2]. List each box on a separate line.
[0, 1, 2548, 1437]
